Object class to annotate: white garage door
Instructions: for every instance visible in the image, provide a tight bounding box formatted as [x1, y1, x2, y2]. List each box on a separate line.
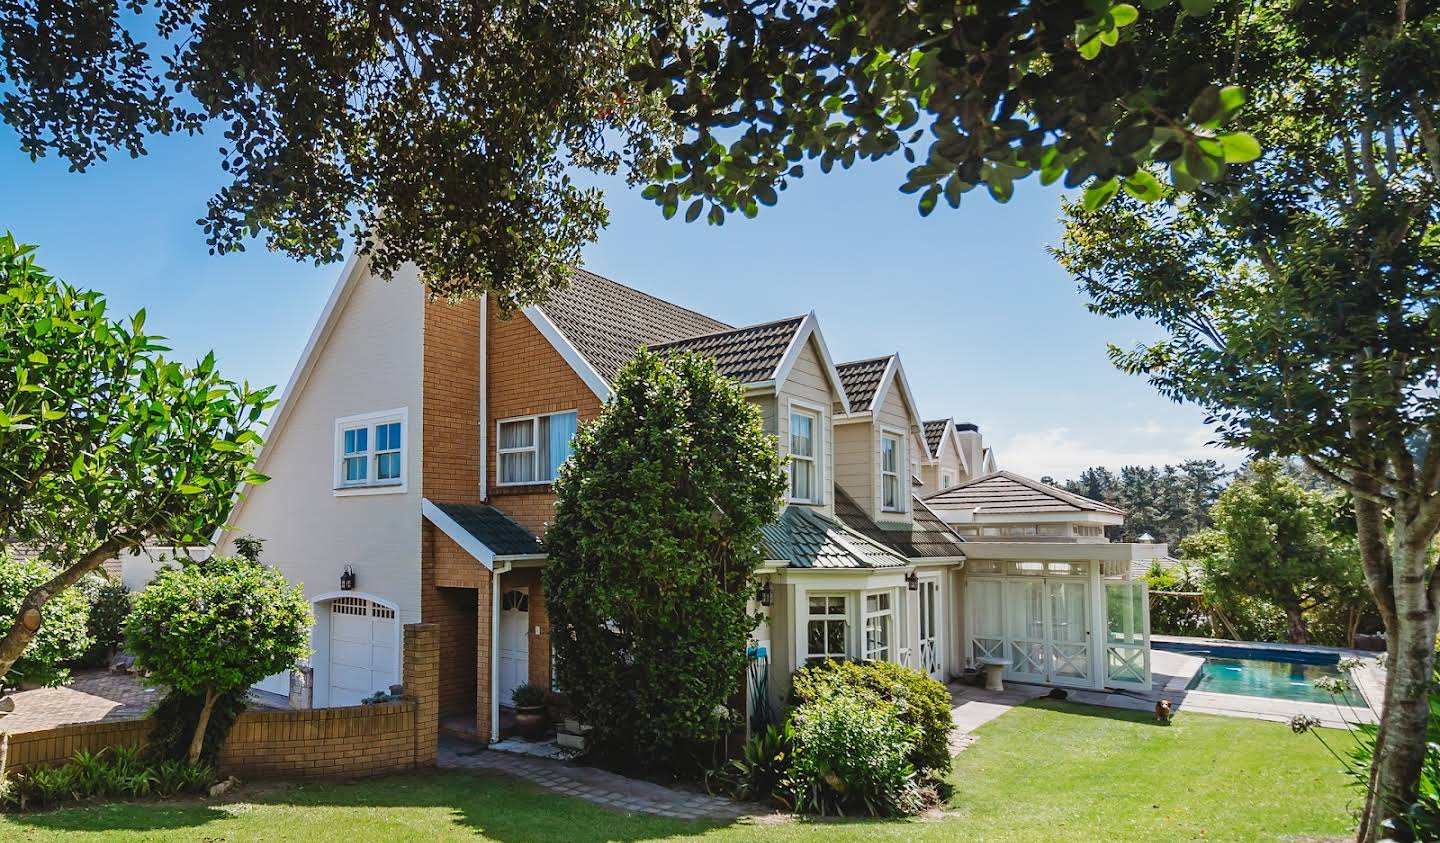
[328, 597, 397, 707]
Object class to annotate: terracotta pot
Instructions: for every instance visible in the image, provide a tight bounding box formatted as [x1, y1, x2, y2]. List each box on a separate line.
[514, 705, 549, 741]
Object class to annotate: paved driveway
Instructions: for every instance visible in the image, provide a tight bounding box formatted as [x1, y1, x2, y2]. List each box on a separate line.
[1, 669, 163, 733]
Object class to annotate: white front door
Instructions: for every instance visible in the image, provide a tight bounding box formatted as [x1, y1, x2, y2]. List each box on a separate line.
[917, 577, 943, 681]
[328, 597, 397, 707]
[498, 589, 530, 707]
[1047, 579, 1090, 687]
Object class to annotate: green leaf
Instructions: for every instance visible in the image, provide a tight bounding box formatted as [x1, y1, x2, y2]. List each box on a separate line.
[684, 199, 704, 223]
[27, 350, 47, 364]
[1084, 178, 1121, 211]
[1110, 4, 1139, 26]
[1122, 170, 1164, 202]
[1218, 131, 1262, 163]
[1218, 86, 1246, 117]
[1187, 86, 1222, 125]
[1078, 36, 1103, 60]
[1181, 0, 1216, 14]
[177, 483, 205, 495]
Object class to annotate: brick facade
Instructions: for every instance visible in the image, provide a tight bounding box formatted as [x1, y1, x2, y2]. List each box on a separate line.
[3, 623, 440, 778]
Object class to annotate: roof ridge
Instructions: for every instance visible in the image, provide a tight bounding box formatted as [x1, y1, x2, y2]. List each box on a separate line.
[649, 313, 807, 349]
[835, 354, 895, 370]
[566, 267, 733, 331]
[995, 470, 1125, 513]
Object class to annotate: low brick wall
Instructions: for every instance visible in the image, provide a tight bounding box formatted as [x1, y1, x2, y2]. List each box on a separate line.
[2, 718, 151, 773]
[2, 623, 439, 779]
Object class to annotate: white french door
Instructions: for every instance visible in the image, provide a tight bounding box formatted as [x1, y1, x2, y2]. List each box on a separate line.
[971, 576, 1094, 686]
[1104, 580, 1151, 691]
[917, 577, 943, 681]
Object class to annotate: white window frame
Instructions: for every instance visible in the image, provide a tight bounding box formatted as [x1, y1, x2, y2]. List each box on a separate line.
[495, 410, 578, 487]
[863, 589, 896, 662]
[787, 398, 825, 505]
[879, 428, 906, 513]
[941, 471, 954, 489]
[334, 408, 408, 497]
[805, 593, 849, 663]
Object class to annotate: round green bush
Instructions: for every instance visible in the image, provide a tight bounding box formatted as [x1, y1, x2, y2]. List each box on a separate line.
[790, 659, 953, 778]
[76, 574, 131, 666]
[0, 555, 92, 688]
[787, 688, 920, 817]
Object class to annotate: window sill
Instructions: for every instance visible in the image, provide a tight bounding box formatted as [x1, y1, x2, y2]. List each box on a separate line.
[788, 497, 825, 506]
[334, 483, 407, 497]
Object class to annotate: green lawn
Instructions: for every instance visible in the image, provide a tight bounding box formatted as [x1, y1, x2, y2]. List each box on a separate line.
[0, 701, 1361, 842]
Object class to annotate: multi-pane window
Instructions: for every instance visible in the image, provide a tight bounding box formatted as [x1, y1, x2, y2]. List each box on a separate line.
[497, 411, 578, 485]
[881, 433, 902, 511]
[864, 591, 894, 662]
[941, 471, 954, 489]
[806, 595, 847, 662]
[790, 408, 819, 502]
[336, 411, 406, 490]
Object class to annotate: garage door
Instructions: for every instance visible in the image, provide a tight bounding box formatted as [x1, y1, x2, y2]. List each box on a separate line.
[328, 597, 397, 707]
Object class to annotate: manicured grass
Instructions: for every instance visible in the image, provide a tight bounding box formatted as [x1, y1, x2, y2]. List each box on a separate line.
[0, 701, 1360, 842]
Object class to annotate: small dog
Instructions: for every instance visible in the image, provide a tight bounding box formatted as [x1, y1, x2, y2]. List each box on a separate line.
[1155, 699, 1173, 725]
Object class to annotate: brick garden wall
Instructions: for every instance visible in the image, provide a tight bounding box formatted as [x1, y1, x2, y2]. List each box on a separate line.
[2, 624, 439, 778]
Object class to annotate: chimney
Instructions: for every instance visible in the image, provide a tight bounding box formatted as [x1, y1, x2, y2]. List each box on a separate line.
[954, 422, 986, 478]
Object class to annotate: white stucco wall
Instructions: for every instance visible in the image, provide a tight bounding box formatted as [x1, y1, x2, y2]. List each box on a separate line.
[220, 263, 427, 699]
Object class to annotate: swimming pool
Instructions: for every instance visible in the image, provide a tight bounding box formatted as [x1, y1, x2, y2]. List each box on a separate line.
[1154, 641, 1358, 705]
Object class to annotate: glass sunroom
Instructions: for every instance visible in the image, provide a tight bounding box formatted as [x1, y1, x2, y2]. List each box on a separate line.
[962, 548, 1152, 692]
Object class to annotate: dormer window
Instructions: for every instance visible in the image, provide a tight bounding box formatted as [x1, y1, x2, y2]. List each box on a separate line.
[881, 432, 904, 512]
[789, 404, 822, 504]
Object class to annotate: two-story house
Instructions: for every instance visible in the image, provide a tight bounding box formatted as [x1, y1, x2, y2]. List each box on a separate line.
[220, 257, 1157, 743]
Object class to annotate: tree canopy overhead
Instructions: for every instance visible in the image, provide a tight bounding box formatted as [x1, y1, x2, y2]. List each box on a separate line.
[1, 0, 1247, 301]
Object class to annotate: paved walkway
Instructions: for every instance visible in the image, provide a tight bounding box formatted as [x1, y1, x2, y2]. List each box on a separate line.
[0, 669, 162, 733]
[438, 736, 760, 821]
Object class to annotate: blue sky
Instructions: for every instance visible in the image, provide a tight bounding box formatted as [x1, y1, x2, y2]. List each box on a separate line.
[0, 126, 1235, 480]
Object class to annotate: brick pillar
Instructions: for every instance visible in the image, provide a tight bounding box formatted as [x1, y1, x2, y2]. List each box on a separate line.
[527, 576, 550, 688]
[475, 573, 493, 741]
[403, 623, 439, 767]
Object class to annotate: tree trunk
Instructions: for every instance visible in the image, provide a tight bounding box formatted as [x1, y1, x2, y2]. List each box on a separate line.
[187, 686, 219, 766]
[1346, 608, 1360, 650]
[1284, 605, 1311, 645]
[0, 539, 125, 682]
[1358, 519, 1439, 842]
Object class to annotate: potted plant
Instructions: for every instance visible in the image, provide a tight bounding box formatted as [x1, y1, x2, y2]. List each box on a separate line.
[511, 683, 550, 741]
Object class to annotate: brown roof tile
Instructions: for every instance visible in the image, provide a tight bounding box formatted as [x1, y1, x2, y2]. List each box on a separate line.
[649, 315, 806, 384]
[922, 419, 950, 456]
[536, 269, 732, 384]
[923, 470, 1126, 515]
[835, 356, 893, 413]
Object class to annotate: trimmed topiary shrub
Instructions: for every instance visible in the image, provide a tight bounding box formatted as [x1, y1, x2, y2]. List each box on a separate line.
[790, 659, 953, 779]
[787, 688, 921, 817]
[127, 555, 311, 763]
[0, 555, 91, 688]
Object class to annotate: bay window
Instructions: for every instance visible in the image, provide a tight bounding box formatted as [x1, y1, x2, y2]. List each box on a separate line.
[497, 411, 578, 485]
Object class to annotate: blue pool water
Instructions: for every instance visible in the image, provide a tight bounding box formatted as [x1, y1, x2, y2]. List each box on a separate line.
[1154, 642, 1357, 705]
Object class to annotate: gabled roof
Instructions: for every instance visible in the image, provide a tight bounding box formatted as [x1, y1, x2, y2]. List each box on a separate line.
[535, 269, 733, 385]
[922, 419, 950, 457]
[835, 356, 892, 413]
[422, 499, 545, 569]
[651, 315, 806, 384]
[760, 506, 910, 569]
[833, 487, 967, 560]
[924, 470, 1125, 515]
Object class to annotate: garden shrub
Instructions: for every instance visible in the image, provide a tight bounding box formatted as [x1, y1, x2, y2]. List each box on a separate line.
[127, 554, 311, 763]
[76, 574, 131, 666]
[790, 659, 952, 779]
[0, 555, 91, 688]
[545, 350, 786, 773]
[710, 721, 795, 806]
[0, 745, 213, 812]
[787, 688, 921, 817]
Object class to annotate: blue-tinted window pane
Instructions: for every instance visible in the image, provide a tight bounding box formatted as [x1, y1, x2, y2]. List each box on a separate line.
[343, 456, 367, 482]
[377, 421, 400, 451]
[376, 452, 401, 481]
[343, 428, 357, 454]
[543, 412, 578, 480]
[346, 426, 366, 455]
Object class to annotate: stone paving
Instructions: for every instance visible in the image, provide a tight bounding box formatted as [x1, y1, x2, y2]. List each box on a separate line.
[0, 669, 162, 733]
[438, 736, 761, 821]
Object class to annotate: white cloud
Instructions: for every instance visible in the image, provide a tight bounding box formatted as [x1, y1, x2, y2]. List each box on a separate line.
[996, 426, 1243, 481]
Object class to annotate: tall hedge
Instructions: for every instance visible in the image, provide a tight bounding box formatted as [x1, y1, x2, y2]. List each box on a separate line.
[544, 350, 785, 771]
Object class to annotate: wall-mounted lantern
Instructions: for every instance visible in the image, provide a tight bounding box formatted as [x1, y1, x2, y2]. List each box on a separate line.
[340, 565, 356, 592]
[905, 571, 919, 591]
[756, 580, 773, 607]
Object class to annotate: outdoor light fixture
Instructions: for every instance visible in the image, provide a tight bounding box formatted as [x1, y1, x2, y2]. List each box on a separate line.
[757, 580, 773, 607]
[340, 565, 356, 592]
[905, 572, 919, 591]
